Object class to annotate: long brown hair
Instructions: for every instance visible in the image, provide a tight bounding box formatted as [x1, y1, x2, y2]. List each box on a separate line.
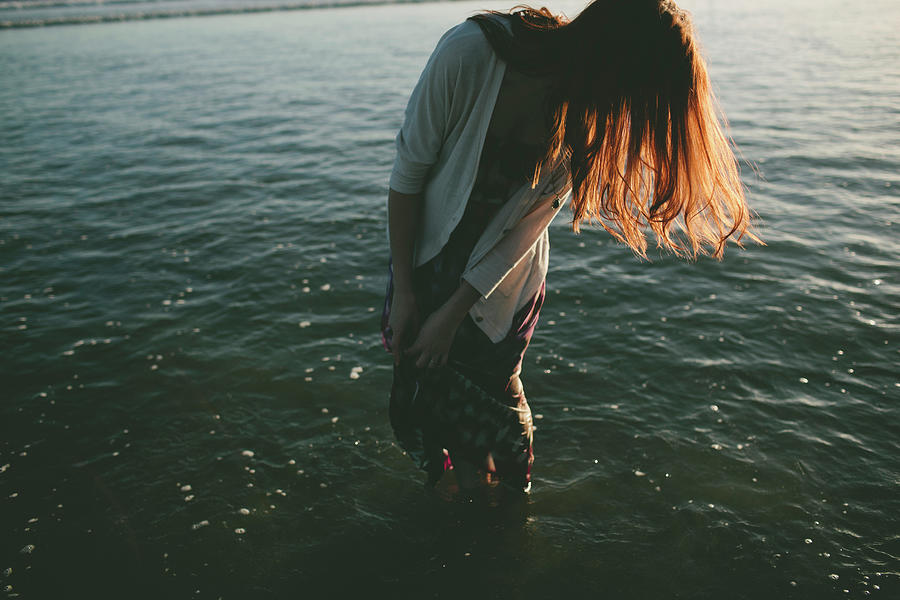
[470, 1, 759, 258]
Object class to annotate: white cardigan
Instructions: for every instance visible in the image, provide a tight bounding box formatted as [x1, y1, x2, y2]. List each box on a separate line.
[389, 19, 571, 342]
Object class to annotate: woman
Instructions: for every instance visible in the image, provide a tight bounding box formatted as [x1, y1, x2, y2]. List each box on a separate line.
[382, 0, 756, 495]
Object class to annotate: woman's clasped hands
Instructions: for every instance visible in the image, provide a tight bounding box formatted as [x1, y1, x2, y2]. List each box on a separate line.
[388, 291, 464, 369]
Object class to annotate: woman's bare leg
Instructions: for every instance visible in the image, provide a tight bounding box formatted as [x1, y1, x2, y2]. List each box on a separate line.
[453, 458, 481, 492]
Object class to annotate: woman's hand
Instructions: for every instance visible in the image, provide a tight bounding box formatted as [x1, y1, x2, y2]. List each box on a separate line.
[405, 280, 482, 369]
[405, 301, 462, 369]
[388, 289, 419, 366]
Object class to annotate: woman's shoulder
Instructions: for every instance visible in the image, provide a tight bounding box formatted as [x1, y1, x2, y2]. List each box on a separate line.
[433, 16, 508, 66]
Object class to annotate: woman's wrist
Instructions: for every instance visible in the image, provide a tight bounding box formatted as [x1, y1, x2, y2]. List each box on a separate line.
[440, 280, 482, 324]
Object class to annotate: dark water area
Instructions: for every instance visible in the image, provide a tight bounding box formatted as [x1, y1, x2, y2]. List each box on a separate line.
[1, 0, 898, 598]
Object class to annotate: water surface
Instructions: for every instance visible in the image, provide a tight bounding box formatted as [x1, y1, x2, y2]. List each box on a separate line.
[1, 0, 898, 598]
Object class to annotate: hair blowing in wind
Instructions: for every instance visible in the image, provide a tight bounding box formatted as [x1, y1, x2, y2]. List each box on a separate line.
[471, 0, 761, 259]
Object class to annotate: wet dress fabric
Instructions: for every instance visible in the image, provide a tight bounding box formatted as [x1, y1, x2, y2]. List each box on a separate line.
[382, 132, 547, 492]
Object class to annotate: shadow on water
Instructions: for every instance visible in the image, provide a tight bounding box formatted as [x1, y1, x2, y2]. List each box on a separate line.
[289, 490, 536, 598]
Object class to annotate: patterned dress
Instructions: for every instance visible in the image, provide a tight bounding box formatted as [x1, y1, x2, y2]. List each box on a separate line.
[382, 117, 548, 493]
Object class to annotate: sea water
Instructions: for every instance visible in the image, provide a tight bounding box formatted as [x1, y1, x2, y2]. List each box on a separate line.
[1, 0, 898, 597]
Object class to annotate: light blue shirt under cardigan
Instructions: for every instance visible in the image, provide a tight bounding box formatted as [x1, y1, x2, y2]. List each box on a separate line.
[389, 18, 572, 342]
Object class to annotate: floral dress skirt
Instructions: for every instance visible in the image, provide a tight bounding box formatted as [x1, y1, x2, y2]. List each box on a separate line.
[381, 200, 543, 492]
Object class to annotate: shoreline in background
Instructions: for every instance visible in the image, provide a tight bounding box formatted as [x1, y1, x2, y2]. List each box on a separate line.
[1, 0, 448, 29]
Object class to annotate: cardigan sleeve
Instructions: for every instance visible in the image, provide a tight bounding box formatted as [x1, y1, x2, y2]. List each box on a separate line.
[462, 190, 569, 299]
[463, 165, 571, 299]
[388, 28, 461, 195]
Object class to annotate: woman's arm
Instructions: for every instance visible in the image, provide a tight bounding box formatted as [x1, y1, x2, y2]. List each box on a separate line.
[387, 24, 492, 366]
[463, 184, 569, 300]
[387, 188, 422, 365]
[389, 188, 483, 369]
[388, 188, 421, 296]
